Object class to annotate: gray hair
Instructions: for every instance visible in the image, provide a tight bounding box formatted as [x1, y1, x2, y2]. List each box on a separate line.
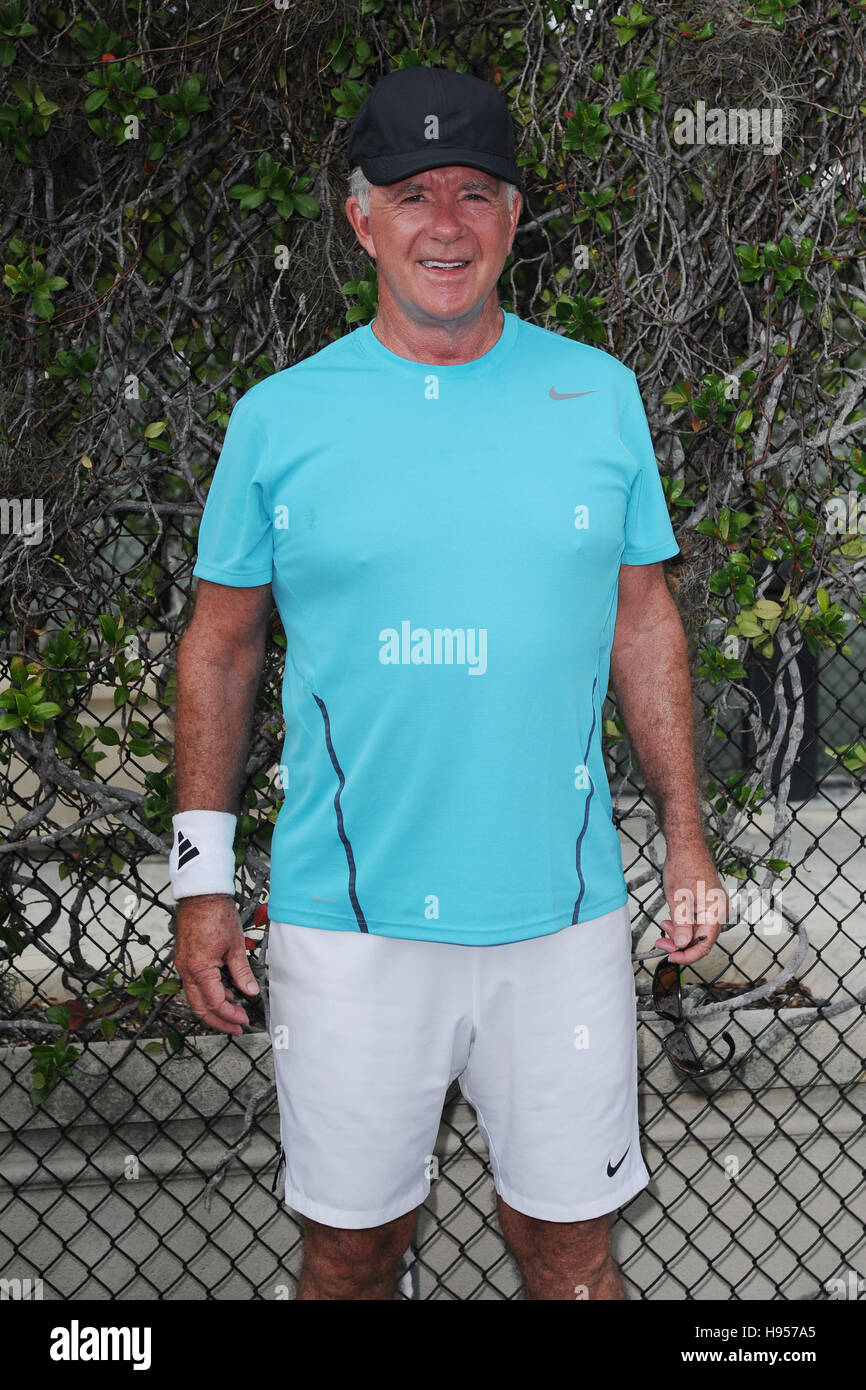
[349, 164, 517, 217]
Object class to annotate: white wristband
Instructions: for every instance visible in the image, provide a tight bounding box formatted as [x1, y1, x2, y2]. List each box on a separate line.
[169, 810, 237, 901]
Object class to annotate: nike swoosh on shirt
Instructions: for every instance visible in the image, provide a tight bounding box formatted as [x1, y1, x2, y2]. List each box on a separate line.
[549, 387, 598, 399]
[606, 1145, 631, 1178]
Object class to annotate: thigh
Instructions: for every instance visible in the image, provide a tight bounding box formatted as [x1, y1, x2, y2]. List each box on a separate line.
[460, 904, 649, 1221]
[267, 922, 473, 1229]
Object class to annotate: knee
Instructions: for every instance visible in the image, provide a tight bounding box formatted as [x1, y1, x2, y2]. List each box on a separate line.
[301, 1208, 417, 1297]
[498, 1200, 612, 1276]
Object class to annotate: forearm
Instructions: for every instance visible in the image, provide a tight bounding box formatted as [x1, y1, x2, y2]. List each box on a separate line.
[174, 630, 266, 815]
[609, 604, 707, 851]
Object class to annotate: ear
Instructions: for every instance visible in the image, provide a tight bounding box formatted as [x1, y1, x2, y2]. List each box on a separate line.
[344, 195, 376, 258]
[507, 188, 523, 247]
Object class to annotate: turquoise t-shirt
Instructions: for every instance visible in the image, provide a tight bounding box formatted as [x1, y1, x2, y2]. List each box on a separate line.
[191, 309, 680, 944]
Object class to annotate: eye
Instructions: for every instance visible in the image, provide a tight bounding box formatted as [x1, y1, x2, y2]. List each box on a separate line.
[400, 192, 492, 203]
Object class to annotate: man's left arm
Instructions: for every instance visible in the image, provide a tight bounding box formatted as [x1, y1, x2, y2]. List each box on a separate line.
[609, 560, 728, 964]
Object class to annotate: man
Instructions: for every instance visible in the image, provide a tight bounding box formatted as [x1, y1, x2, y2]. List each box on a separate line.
[172, 66, 728, 1300]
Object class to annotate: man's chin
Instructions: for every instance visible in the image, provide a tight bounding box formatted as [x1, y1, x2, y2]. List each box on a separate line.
[410, 284, 490, 324]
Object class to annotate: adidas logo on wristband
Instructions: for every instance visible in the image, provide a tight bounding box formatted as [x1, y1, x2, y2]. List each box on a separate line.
[169, 810, 237, 900]
[175, 830, 201, 870]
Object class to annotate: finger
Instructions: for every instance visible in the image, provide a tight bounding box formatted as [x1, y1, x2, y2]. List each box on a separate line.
[182, 978, 243, 1035]
[186, 965, 249, 1028]
[666, 938, 712, 965]
[192, 962, 247, 1018]
[658, 914, 695, 954]
[659, 922, 712, 961]
[183, 976, 244, 1034]
[653, 918, 675, 952]
[226, 940, 260, 997]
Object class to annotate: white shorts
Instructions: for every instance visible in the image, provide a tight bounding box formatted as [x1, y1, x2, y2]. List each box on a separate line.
[266, 903, 649, 1229]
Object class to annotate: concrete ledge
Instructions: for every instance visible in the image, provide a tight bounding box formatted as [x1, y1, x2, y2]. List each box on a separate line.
[2, 1006, 862, 1134]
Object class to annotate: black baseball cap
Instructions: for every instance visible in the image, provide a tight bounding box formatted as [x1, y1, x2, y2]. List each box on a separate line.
[347, 66, 523, 192]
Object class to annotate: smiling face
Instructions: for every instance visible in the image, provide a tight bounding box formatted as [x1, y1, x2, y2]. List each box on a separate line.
[345, 165, 521, 333]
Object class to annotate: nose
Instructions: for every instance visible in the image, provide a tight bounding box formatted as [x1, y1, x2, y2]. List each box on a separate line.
[426, 193, 471, 243]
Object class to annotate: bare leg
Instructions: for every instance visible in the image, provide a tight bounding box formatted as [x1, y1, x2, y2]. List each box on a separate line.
[296, 1207, 419, 1300]
[497, 1197, 625, 1300]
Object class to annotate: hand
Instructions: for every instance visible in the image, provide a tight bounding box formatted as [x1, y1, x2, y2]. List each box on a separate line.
[654, 846, 729, 966]
[174, 894, 260, 1036]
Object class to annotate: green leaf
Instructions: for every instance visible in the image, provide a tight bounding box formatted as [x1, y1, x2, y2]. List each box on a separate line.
[737, 611, 763, 637]
[292, 193, 320, 219]
[662, 384, 691, 408]
[32, 702, 62, 720]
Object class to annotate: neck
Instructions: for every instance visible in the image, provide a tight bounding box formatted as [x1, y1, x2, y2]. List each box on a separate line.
[371, 297, 504, 365]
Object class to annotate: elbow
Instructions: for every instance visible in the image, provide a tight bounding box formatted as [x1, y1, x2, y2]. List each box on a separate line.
[178, 623, 266, 678]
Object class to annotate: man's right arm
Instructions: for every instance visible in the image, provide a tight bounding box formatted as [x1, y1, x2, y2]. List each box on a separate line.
[173, 578, 274, 1035]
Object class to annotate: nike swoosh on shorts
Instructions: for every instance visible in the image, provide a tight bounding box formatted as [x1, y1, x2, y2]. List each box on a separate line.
[606, 1144, 631, 1177]
[549, 387, 599, 399]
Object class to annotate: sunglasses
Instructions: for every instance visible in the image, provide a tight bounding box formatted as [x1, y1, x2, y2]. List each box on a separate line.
[652, 955, 735, 1077]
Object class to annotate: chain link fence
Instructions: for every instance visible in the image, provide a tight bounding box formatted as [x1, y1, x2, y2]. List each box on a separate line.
[1, 516, 863, 1299]
[1, 0, 865, 1299]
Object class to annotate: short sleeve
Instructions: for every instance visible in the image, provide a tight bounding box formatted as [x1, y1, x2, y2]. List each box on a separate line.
[618, 370, 681, 565]
[192, 392, 273, 586]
